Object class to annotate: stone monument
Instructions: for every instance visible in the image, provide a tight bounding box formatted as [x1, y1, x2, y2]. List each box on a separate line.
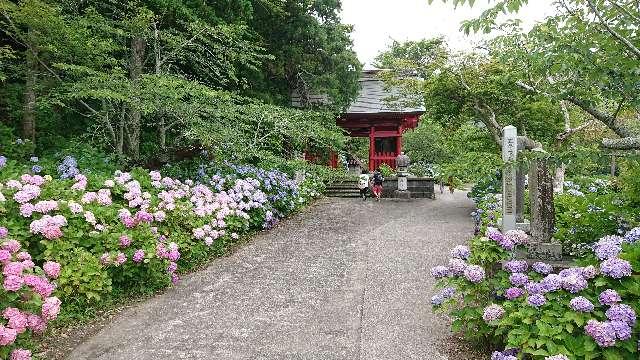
[395, 152, 411, 199]
[501, 126, 517, 232]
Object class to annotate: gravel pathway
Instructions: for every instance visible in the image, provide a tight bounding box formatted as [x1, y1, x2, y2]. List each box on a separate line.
[69, 191, 480, 360]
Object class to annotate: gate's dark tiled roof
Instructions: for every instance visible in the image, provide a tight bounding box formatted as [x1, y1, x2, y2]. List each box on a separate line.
[291, 70, 425, 115]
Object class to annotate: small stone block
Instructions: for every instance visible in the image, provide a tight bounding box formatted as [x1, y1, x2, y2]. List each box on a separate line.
[526, 243, 562, 261]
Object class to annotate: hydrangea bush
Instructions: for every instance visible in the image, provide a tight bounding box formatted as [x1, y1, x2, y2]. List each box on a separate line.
[431, 206, 640, 359]
[0, 156, 325, 357]
[554, 179, 636, 256]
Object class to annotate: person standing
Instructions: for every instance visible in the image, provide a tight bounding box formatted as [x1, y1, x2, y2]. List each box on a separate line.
[372, 169, 384, 201]
[358, 169, 370, 200]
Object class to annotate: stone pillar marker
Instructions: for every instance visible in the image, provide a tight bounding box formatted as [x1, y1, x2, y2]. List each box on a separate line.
[394, 152, 411, 199]
[501, 126, 517, 232]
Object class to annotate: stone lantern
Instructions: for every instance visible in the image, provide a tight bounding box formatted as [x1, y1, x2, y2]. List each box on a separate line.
[395, 152, 411, 198]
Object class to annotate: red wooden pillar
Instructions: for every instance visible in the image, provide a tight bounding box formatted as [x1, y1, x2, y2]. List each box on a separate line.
[396, 124, 403, 156]
[369, 126, 375, 171]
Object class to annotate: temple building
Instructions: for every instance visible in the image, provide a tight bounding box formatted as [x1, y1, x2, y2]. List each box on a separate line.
[293, 69, 425, 170]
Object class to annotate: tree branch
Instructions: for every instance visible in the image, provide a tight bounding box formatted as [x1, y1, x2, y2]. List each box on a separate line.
[586, 0, 640, 59]
[602, 137, 640, 149]
[607, 0, 640, 24]
[565, 96, 635, 138]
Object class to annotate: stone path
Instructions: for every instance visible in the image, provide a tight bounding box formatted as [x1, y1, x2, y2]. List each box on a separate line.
[69, 191, 478, 360]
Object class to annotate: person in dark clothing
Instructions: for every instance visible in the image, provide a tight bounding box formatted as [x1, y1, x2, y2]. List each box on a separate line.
[372, 170, 384, 201]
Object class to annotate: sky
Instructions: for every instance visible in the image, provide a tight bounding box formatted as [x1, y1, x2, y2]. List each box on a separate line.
[340, 0, 557, 68]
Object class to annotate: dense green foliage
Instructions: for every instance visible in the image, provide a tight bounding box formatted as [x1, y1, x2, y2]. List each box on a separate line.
[0, 0, 361, 164]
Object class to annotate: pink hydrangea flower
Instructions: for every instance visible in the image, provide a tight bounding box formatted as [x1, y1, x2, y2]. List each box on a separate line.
[6, 311, 27, 333]
[43, 261, 61, 279]
[0, 227, 7, 238]
[27, 314, 46, 334]
[84, 211, 96, 225]
[19, 203, 35, 217]
[41, 297, 61, 321]
[10, 348, 32, 360]
[100, 253, 110, 265]
[3, 262, 23, 276]
[0, 250, 10, 263]
[3, 275, 23, 291]
[34, 200, 58, 213]
[119, 235, 131, 247]
[132, 249, 145, 263]
[122, 216, 136, 228]
[0, 325, 18, 345]
[153, 211, 166, 222]
[16, 251, 31, 261]
[115, 252, 127, 266]
[3, 308, 21, 319]
[1, 240, 20, 253]
[68, 201, 83, 214]
[150, 171, 162, 181]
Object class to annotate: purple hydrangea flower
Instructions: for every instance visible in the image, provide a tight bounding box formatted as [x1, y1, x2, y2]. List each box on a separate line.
[509, 273, 529, 287]
[580, 265, 598, 279]
[441, 287, 456, 298]
[598, 289, 621, 306]
[503, 260, 528, 273]
[600, 258, 632, 279]
[562, 274, 588, 293]
[431, 293, 445, 306]
[486, 227, 503, 242]
[598, 235, 625, 245]
[559, 268, 582, 277]
[491, 351, 517, 360]
[569, 296, 594, 312]
[624, 227, 640, 243]
[541, 274, 562, 292]
[585, 319, 616, 347]
[431, 265, 450, 279]
[464, 265, 485, 283]
[527, 294, 546, 308]
[504, 229, 529, 245]
[483, 304, 505, 323]
[525, 282, 544, 295]
[487, 227, 514, 250]
[532, 262, 553, 275]
[451, 245, 471, 260]
[605, 304, 636, 326]
[448, 258, 466, 276]
[593, 239, 622, 260]
[610, 320, 632, 341]
[505, 287, 524, 300]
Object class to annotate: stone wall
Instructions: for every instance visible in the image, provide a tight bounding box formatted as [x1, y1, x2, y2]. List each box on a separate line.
[381, 177, 435, 199]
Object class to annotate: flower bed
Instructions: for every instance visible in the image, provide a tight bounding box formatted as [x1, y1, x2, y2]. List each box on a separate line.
[431, 184, 640, 359]
[0, 157, 324, 358]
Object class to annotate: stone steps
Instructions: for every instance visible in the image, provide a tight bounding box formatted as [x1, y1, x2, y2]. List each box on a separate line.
[325, 181, 361, 198]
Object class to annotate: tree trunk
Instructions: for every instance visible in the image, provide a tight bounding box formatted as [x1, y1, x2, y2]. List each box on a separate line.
[529, 158, 555, 243]
[127, 36, 146, 160]
[23, 47, 37, 144]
